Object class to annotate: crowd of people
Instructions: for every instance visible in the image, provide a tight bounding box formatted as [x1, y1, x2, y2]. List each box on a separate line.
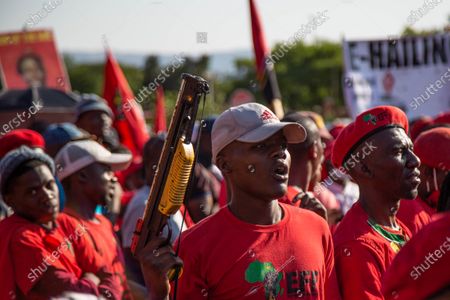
[0, 93, 449, 300]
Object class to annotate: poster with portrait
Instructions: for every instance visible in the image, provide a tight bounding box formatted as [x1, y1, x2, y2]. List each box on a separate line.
[0, 29, 71, 92]
[342, 33, 450, 120]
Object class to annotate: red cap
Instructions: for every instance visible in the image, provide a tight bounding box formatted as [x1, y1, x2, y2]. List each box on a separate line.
[382, 213, 450, 300]
[414, 127, 450, 171]
[434, 111, 450, 125]
[0, 129, 45, 158]
[332, 106, 408, 168]
[410, 116, 433, 141]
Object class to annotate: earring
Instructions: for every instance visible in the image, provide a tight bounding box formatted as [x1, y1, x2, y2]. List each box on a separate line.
[247, 165, 256, 173]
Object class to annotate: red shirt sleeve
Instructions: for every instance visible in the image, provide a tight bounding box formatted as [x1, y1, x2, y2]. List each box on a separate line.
[11, 229, 67, 295]
[324, 230, 341, 300]
[335, 241, 384, 300]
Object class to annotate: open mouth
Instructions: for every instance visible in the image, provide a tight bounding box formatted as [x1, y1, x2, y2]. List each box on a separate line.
[272, 161, 289, 182]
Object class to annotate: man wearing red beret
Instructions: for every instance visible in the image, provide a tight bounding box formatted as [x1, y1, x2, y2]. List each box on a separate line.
[411, 127, 450, 214]
[0, 128, 45, 158]
[382, 212, 450, 300]
[396, 127, 450, 230]
[331, 106, 421, 300]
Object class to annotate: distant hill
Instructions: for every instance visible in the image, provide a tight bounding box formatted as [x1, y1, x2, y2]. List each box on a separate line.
[63, 50, 252, 76]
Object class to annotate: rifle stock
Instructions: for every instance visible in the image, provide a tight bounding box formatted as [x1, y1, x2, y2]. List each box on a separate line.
[131, 74, 209, 280]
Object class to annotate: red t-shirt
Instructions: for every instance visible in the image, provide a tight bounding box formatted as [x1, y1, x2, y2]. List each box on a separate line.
[415, 195, 436, 216]
[64, 213, 131, 299]
[396, 199, 432, 235]
[174, 202, 340, 300]
[278, 185, 303, 207]
[333, 202, 412, 300]
[0, 213, 115, 299]
[382, 212, 450, 300]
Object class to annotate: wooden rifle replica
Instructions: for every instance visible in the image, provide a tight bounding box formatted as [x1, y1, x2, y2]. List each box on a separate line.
[131, 73, 209, 280]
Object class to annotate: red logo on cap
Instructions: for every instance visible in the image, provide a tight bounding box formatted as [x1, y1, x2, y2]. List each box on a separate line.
[260, 110, 275, 121]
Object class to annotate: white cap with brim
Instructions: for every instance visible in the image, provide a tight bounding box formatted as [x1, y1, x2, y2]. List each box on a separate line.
[212, 102, 306, 163]
[55, 140, 132, 181]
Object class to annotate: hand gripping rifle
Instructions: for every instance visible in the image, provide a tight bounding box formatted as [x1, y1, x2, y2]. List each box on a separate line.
[131, 73, 209, 280]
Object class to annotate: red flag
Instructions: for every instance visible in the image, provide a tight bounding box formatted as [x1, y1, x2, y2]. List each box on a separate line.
[154, 85, 167, 134]
[249, 0, 284, 118]
[103, 48, 149, 161]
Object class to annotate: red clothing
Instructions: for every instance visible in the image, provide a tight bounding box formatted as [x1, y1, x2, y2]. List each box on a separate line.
[396, 199, 431, 235]
[333, 202, 412, 300]
[175, 203, 340, 300]
[278, 185, 302, 207]
[313, 184, 340, 211]
[382, 212, 450, 300]
[65, 213, 132, 299]
[416, 194, 437, 216]
[179, 204, 195, 229]
[0, 213, 119, 300]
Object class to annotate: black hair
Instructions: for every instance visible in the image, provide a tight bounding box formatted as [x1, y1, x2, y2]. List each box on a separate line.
[437, 172, 450, 212]
[3, 159, 46, 196]
[282, 112, 320, 150]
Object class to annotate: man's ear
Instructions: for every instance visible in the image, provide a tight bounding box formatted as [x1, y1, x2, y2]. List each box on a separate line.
[216, 155, 232, 174]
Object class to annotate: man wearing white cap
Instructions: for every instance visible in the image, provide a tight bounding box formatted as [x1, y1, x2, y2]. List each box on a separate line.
[138, 103, 340, 300]
[55, 140, 133, 299]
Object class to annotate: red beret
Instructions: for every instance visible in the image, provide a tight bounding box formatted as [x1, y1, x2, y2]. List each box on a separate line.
[414, 127, 450, 171]
[382, 213, 450, 300]
[434, 111, 450, 125]
[0, 129, 45, 158]
[332, 106, 408, 168]
[410, 116, 433, 141]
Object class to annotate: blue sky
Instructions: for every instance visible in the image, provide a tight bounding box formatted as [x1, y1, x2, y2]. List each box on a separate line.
[0, 0, 448, 55]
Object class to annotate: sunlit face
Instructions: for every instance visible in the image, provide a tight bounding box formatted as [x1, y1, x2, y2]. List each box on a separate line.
[220, 130, 291, 201]
[358, 128, 421, 200]
[81, 162, 116, 206]
[5, 164, 59, 224]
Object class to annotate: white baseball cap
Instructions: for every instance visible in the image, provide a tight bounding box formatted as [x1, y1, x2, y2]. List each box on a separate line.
[55, 140, 132, 180]
[211, 102, 306, 163]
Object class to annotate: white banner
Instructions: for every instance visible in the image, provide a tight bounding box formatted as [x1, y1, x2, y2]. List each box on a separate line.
[342, 33, 450, 119]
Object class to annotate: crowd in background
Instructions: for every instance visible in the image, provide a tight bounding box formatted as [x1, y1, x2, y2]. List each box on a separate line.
[0, 93, 449, 300]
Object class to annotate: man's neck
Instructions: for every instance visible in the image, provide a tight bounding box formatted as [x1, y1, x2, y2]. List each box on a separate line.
[65, 191, 98, 221]
[228, 191, 283, 225]
[359, 190, 399, 228]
